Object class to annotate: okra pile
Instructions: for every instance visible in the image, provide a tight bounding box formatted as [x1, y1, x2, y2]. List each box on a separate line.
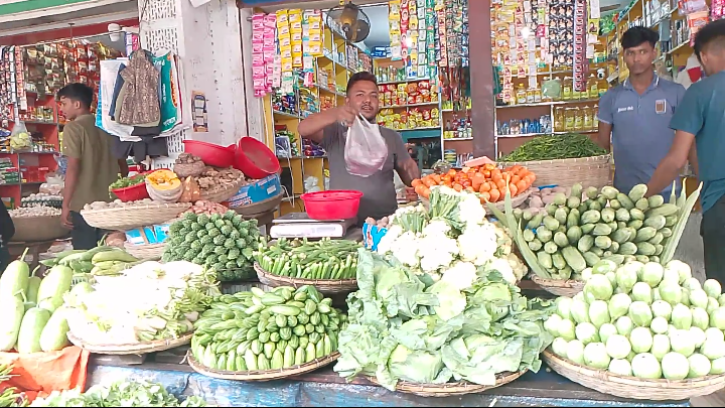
[190, 285, 347, 372]
[515, 183, 697, 281]
[254, 238, 361, 280]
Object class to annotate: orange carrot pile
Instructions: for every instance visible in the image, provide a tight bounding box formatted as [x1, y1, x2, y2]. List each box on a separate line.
[412, 164, 536, 203]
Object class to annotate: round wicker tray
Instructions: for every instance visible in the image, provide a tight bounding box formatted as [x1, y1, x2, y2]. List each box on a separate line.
[67, 332, 192, 355]
[419, 187, 534, 211]
[124, 242, 167, 259]
[254, 263, 358, 295]
[10, 215, 69, 243]
[187, 351, 340, 382]
[530, 274, 585, 297]
[365, 370, 527, 398]
[501, 154, 612, 189]
[543, 349, 725, 401]
[80, 202, 191, 231]
[200, 179, 246, 203]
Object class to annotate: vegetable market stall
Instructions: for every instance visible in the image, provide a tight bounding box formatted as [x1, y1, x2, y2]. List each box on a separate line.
[84, 357, 690, 407]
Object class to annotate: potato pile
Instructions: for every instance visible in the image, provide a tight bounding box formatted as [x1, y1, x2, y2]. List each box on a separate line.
[197, 167, 246, 193]
[525, 186, 572, 216]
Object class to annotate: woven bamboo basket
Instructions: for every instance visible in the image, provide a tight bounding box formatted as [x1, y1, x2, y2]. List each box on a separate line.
[10, 215, 69, 242]
[80, 202, 191, 231]
[67, 332, 192, 355]
[200, 179, 246, 203]
[501, 154, 611, 189]
[187, 351, 339, 381]
[254, 263, 357, 295]
[543, 349, 725, 400]
[365, 370, 527, 398]
[530, 274, 585, 297]
[124, 242, 166, 259]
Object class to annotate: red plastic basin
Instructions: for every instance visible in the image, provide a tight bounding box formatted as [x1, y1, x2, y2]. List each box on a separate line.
[111, 174, 149, 202]
[301, 190, 363, 220]
[183, 140, 235, 168]
[234, 137, 280, 179]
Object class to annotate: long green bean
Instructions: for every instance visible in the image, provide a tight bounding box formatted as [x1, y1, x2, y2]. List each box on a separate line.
[499, 133, 607, 162]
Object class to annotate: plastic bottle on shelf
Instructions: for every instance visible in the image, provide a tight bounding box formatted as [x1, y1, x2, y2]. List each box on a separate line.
[554, 107, 565, 131]
[516, 84, 527, 105]
[564, 107, 575, 131]
[588, 74, 598, 100]
[573, 107, 583, 131]
[562, 76, 573, 101]
[593, 104, 600, 130]
[526, 86, 536, 104]
[582, 105, 593, 130]
[534, 85, 542, 103]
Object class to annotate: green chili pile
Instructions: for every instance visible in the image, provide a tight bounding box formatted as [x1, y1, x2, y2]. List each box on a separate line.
[499, 133, 607, 162]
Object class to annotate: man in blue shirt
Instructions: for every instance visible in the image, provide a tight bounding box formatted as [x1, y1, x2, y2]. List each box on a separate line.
[646, 20, 725, 279]
[598, 27, 692, 197]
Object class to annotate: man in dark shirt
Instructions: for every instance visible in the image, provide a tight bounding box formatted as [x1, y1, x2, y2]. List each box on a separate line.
[0, 203, 14, 272]
[646, 20, 725, 281]
[298, 72, 420, 225]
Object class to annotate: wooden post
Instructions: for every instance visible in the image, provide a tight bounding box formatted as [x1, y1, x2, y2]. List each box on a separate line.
[468, 0, 495, 159]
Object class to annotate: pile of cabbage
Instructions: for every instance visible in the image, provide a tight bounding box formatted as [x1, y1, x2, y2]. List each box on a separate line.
[546, 258, 725, 380]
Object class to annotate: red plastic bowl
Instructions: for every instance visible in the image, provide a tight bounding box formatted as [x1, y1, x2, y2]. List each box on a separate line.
[183, 140, 235, 168]
[234, 137, 280, 179]
[301, 190, 363, 220]
[111, 174, 150, 202]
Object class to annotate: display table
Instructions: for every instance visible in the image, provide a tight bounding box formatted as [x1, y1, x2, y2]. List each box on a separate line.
[86, 356, 690, 407]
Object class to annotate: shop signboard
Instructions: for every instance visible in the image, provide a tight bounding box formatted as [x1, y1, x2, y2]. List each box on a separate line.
[0, 0, 99, 16]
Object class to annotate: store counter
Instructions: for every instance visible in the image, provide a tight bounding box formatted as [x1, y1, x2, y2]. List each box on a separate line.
[86, 354, 689, 407]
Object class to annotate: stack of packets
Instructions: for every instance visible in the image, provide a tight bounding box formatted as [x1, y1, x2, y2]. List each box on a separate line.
[276, 9, 303, 94]
[676, 0, 713, 44]
[388, 0, 440, 82]
[251, 13, 278, 97]
[301, 10, 323, 87]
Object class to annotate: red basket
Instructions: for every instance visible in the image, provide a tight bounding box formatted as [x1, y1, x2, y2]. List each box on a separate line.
[300, 190, 363, 220]
[234, 137, 280, 179]
[183, 140, 235, 168]
[111, 175, 149, 202]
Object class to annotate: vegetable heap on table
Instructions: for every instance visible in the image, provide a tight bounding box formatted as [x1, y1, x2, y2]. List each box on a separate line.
[499, 133, 608, 162]
[41, 247, 140, 277]
[28, 380, 210, 407]
[63, 261, 219, 345]
[254, 238, 361, 280]
[412, 164, 536, 202]
[0, 364, 27, 407]
[377, 186, 526, 286]
[190, 285, 345, 372]
[109, 173, 145, 191]
[162, 211, 261, 281]
[8, 206, 61, 218]
[0, 253, 74, 354]
[494, 181, 701, 281]
[546, 258, 725, 380]
[334, 250, 555, 390]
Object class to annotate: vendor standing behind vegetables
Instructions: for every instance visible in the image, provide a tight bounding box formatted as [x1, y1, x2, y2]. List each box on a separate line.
[597, 27, 695, 197]
[297, 72, 420, 225]
[57, 84, 129, 249]
[0, 203, 14, 272]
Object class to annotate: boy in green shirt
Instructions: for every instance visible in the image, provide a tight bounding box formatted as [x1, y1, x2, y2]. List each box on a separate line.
[58, 83, 128, 249]
[646, 20, 725, 280]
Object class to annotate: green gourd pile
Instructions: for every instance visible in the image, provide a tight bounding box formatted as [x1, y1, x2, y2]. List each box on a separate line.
[190, 285, 346, 372]
[515, 182, 699, 281]
[162, 211, 260, 281]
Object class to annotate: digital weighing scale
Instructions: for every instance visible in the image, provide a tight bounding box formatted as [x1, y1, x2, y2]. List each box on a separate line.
[270, 213, 356, 239]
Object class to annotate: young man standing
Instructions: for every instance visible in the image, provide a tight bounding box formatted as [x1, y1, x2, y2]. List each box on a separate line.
[58, 83, 128, 249]
[0, 203, 14, 272]
[646, 20, 725, 281]
[298, 72, 420, 225]
[597, 27, 693, 197]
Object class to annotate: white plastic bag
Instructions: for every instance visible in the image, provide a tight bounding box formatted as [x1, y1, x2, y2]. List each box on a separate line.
[344, 115, 388, 177]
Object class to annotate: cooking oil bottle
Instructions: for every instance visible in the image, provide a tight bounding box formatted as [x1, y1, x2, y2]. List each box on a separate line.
[565, 107, 575, 131]
[593, 104, 600, 130]
[562, 76, 573, 101]
[516, 84, 527, 105]
[573, 107, 583, 131]
[582, 105, 593, 130]
[588, 74, 598, 99]
[554, 107, 565, 131]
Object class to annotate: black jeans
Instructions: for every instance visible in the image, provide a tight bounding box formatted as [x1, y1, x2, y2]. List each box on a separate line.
[701, 195, 725, 282]
[71, 211, 105, 250]
[0, 246, 9, 273]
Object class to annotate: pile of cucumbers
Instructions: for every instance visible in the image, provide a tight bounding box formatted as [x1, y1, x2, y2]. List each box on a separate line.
[516, 183, 682, 280]
[190, 285, 346, 373]
[41, 246, 140, 276]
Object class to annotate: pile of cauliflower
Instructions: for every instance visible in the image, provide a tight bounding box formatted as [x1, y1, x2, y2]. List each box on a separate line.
[377, 186, 526, 287]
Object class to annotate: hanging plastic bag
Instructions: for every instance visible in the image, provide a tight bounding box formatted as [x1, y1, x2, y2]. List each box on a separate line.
[9, 122, 31, 151]
[344, 115, 388, 177]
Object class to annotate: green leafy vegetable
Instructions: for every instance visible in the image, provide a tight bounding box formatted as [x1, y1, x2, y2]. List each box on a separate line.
[334, 249, 555, 390]
[109, 174, 146, 191]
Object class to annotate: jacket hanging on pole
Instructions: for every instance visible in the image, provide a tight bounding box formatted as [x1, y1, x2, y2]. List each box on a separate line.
[117, 50, 161, 126]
